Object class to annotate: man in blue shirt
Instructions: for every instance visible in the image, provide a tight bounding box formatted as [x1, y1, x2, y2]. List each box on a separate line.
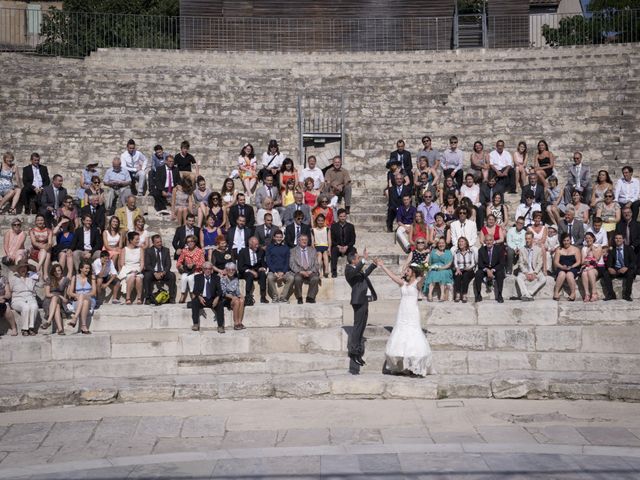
[395, 194, 416, 252]
[265, 230, 294, 302]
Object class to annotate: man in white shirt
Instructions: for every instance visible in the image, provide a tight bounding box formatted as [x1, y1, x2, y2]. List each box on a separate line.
[459, 173, 481, 228]
[614, 165, 640, 221]
[449, 207, 478, 254]
[489, 139, 515, 194]
[120, 139, 148, 196]
[300, 155, 325, 191]
[515, 193, 542, 227]
[587, 217, 609, 247]
[92, 251, 121, 305]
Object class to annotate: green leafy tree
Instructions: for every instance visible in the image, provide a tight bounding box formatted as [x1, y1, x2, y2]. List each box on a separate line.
[37, 0, 179, 57]
[542, 0, 640, 46]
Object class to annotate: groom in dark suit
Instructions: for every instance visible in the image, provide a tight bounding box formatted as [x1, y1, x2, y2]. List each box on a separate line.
[345, 248, 377, 374]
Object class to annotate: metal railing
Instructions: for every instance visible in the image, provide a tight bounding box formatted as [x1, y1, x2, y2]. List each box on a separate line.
[0, 7, 639, 57]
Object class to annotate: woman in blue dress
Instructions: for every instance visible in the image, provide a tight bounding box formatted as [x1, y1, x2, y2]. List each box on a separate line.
[67, 261, 96, 334]
[423, 237, 453, 302]
[200, 215, 219, 262]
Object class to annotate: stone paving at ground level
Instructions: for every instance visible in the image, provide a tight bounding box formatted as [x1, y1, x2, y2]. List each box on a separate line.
[0, 398, 639, 479]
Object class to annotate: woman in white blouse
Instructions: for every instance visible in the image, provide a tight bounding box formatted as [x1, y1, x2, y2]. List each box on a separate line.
[256, 197, 282, 227]
[452, 236, 476, 303]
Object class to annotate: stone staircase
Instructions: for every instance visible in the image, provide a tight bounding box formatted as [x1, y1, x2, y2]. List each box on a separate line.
[1, 300, 639, 411]
[1, 44, 640, 409]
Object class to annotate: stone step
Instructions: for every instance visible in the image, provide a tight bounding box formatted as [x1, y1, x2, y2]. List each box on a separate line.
[0, 368, 638, 412]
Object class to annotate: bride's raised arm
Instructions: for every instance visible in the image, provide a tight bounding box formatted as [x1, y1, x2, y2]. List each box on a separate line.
[374, 258, 404, 286]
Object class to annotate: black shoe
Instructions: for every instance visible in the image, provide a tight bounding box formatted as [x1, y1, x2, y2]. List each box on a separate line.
[297, 297, 303, 305]
[260, 296, 269, 304]
[356, 355, 366, 366]
[508, 190, 517, 194]
[509, 296, 520, 301]
[604, 295, 616, 301]
[305, 297, 316, 304]
[345, 207, 350, 214]
[186, 301, 193, 308]
[244, 296, 255, 306]
[475, 295, 482, 302]
[349, 353, 364, 366]
[496, 297, 504, 303]
[623, 295, 633, 302]
[331, 273, 338, 278]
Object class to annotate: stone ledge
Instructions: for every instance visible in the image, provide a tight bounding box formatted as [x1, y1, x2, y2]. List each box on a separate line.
[1, 370, 638, 412]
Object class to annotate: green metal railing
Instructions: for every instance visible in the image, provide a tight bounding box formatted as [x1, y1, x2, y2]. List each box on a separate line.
[0, 7, 639, 57]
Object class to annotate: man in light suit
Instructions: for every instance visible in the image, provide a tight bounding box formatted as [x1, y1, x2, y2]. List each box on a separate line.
[563, 151, 592, 204]
[558, 208, 585, 246]
[281, 191, 311, 226]
[253, 173, 282, 211]
[39, 174, 67, 227]
[386, 172, 413, 232]
[345, 248, 377, 374]
[515, 232, 547, 301]
[115, 195, 142, 233]
[287, 234, 319, 304]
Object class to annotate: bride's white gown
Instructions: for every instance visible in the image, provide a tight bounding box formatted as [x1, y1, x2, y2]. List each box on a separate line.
[384, 281, 434, 377]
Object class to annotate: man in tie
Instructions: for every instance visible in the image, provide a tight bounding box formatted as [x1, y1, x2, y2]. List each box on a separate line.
[71, 214, 103, 271]
[142, 235, 177, 303]
[602, 233, 637, 301]
[80, 194, 106, 232]
[345, 247, 377, 374]
[387, 139, 414, 184]
[615, 206, 640, 267]
[228, 193, 256, 228]
[150, 155, 180, 212]
[386, 172, 412, 233]
[39, 174, 67, 228]
[474, 235, 506, 303]
[521, 172, 546, 208]
[190, 262, 225, 332]
[515, 232, 547, 301]
[288, 234, 320, 304]
[253, 174, 282, 211]
[285, 211, 311, 249]
[255, 213, 275, 250]
[265, 230, 294, 302]
[238, 236, 268, 305]
[558, 208, 585, 246]
[282, 191, 312, 226]
[330, 209, 356, 277]
[226, 215, 252, 255]
[563, 151, 591, 204]
[21, 152, 50, 214]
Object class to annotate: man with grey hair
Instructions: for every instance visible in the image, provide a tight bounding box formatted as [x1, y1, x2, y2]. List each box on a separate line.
[288, 234, 320, 304]
[80, 194, 106, 231]
[190, 261, 225, 333]
[558, 207, 585, 246]
[103, 157, 133, 213]
[563, 151, 591, 204]
[515, 232, 547, 301]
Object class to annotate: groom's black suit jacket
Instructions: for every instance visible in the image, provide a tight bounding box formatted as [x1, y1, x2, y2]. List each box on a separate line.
[345, 260, 377, 305]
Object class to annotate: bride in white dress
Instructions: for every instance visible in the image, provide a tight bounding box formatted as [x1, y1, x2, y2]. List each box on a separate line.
[374, 259, 434, 377]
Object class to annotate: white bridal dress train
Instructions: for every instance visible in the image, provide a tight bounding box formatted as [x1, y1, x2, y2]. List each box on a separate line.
[384, 281, 434, 376]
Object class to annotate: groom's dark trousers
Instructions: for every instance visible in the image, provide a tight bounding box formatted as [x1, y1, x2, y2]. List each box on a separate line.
[345, 260, 377, 374]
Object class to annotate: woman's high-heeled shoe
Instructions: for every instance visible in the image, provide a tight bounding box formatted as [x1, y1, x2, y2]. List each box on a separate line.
[583, 294, 591, 302]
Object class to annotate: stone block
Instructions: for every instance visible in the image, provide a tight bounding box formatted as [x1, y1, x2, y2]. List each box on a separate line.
[178, 333, 202, 356]
[0, 362, 72, 385]
[51, 334, 111, 360]
[279, 303, 343, 328]
[0, 337, 51, 363]
[432, 351, 468, 374]
[217, 374, 275, 398]
[0, 422, 54, 451]
[548, 373, 612, 400]
[425, 303, 477, 325]
[330, 375, 386, 397]
[200, 334, 251, 355]
[111, 339, 179, 358]
[558, 303, 639, 325]
[487, 327, 535, 351]
[133, 415, 184, 441]
[79, 386, 118, 405]
[537, 353, 640, 375]
[151, 308, 191, 329]
[42, 420, 99, 446]
[74, 357, 177, 379]
[273, 373, 331, 398]
[581, 326, 640, 354]
[491, 374, 549, 399]
[385, 378, 438, 399]
[477, 301, 558, 325]
[174, 376, 219, 400]
[92, 309, 153, 330]
[249, 329, 301, 353]
[118, 380, 175, 403]
[92, 417, 140, 442]
[535, 326, 581, 352]
[467, 351, 534, 374]
[428, 327, 487, 351]
[0, 389, 25, 412]
[437, 375, 492, 398]
[297, 329, 344, 352]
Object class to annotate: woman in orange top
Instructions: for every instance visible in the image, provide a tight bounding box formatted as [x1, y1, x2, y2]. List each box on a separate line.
[312, 195, 334, 226]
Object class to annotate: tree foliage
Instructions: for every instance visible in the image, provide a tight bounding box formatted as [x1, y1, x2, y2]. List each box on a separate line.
[541, 1, 640, 46]
[37, 0, 179, 57]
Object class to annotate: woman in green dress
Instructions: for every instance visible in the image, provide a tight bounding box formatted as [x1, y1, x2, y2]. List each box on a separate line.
[423, 237, 453, 301]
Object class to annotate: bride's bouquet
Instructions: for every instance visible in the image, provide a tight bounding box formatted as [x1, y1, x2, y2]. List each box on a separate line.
[410, 262, 430, 275]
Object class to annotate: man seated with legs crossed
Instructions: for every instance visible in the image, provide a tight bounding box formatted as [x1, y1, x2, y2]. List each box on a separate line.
[515, 232, 547, 301]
